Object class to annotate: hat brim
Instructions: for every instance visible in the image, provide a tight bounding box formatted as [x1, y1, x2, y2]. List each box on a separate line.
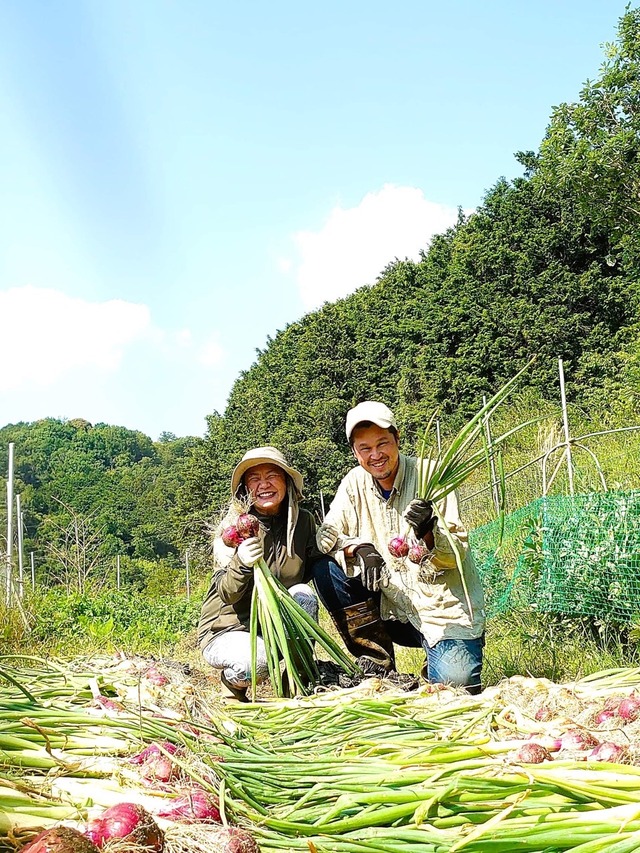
[230, 456, 304, 498]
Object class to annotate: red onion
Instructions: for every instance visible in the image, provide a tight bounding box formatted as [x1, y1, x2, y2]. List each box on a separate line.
[141, 751, 177, 783]
[512, 742, 552, 763]
[588, 741, 628, 763]
[388, 537, 409, 558]
[145, 666, 169, 686]
[208, 826, 259, 853]
[236, 513, 260, 539]
[408, 543, 429, 564]
[156, 788, 221, 823]
[594, 708, 618, 726]
[130, 741, 178, 765]
[617, 695, 640, 722]
[221, 526, 244, 548]
[534, 705, 553, 722]
[91, 695, 125, 713]
[21, 827, 100, 853]
[559, 729, 599, 752]
[85, 803, 164, 851]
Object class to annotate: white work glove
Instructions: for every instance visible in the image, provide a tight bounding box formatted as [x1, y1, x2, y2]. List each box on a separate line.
[237, 536, 264, 568]
[317, 524, 339, 554]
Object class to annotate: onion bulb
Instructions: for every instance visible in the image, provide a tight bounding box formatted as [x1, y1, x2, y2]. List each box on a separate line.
[208, 826, 259, 852]
[221, 526, 244, 548]
[156, 788, 221, 823]
[388, 537, 409, 558]
[85, 803, 164, 851]
[21, 827, 100, 853]
[512, 742, 552, 763]
[236, 514, 260, 539]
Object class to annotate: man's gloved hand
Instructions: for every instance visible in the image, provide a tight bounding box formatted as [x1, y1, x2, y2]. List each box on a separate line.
[237, 536, 264, 568]
[404, 498, 436, 539]
[317, 524, 339, 554]
[353, 544, 386, 592]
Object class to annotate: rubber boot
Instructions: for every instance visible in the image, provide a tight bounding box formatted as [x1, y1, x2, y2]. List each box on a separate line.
[331, 599, 395, 672]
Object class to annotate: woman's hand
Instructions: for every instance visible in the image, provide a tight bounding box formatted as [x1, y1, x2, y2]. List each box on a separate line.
[237, 536, 264, 567]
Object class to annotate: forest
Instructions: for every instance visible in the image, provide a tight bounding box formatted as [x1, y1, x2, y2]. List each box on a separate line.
[1, 7, 639, 598]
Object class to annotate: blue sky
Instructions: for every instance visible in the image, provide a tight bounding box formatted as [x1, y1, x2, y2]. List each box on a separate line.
[0, 1, 626, 439]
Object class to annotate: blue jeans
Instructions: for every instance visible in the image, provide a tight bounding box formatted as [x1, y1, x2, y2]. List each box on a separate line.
[310, 556, 484, 693]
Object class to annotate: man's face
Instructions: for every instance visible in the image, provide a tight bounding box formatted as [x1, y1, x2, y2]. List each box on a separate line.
[351, 424, 400, 490]
[243, 463, 287, 515]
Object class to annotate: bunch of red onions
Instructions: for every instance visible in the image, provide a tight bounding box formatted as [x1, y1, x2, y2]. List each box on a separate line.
[388, 536, 430, 564]
[221, 513, 260, 548]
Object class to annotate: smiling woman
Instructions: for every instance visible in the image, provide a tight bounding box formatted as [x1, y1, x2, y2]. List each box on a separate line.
[197, 446, 331, 701]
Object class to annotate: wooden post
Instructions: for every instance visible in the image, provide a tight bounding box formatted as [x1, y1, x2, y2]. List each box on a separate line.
[185, 550, 191, 601]
[30, 551, 35, 588]
[558, 358, 575, 495]
[16, 495, 24, 599]
[6, 442, 14, 607]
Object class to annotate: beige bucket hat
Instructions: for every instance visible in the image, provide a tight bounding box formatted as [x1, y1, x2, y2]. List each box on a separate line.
[230, 446, 304, 497]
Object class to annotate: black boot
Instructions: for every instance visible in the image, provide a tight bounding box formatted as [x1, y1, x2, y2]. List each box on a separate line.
[331, 599, 396, 673]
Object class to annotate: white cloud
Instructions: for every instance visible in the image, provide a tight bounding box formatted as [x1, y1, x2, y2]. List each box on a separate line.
[291, 184, 461, 310]
[198, 337, 224, 368]
[0, 286, 152, 390]
[0, 287, 227, 396]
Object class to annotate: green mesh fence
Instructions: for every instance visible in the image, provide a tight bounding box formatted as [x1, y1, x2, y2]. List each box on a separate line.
[470, 490, 640, 623]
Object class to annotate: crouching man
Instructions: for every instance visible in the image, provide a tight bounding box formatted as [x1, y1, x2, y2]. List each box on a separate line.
[314, 401, 486, 694]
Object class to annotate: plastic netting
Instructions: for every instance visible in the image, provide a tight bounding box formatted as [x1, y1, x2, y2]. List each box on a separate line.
[470, 490, 640, 623]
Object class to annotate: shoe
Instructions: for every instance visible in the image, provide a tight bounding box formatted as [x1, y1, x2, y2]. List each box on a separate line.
[220, 672, 249, 702]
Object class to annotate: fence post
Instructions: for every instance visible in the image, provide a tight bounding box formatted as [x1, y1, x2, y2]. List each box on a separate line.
[30, 551, 35, 588]
[16, 494, 24, 599]
[185, 549, 191, 601]
[5, 442, 14, 607]
[558, 358, 575, 495]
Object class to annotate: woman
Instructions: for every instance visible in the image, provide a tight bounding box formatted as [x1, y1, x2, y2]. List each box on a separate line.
[198, 446, 325, 701]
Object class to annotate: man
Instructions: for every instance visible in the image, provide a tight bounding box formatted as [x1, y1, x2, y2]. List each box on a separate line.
[315, 401, 485, 693]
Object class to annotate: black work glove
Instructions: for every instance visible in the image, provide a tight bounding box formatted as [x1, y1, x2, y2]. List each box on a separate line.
[353, 544, 386, 592]
[404, 498, 436, 539]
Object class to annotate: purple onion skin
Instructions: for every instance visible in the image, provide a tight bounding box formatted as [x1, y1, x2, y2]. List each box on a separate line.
[560, 729, 599, 752]
[21, 828, 100, 853]
[408, 544, 429, 564]
[85, 803, 164, 852]
[512, 742, 552, 764]
[589, 741, 628, 763]
[236, 514, 260, 539]
[156, 788, 221, 823]
[594, 708, 618, 726]
[388, 537, 409, 558]
[221, 526, 244, 548]
[210, 826, 259, 853]
[617, 696, 640, 722]
[130, 741, 178, 765]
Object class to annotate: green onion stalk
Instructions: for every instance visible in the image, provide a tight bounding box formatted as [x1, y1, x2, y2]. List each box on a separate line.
[410, 357, 539, 618]
[250, 558, 359, 699]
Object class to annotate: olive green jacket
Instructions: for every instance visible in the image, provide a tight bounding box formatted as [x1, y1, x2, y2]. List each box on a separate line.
[198, 502, 322, 651]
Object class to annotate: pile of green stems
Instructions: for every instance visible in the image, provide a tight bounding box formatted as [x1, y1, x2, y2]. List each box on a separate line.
[202, 682, 640, 852]
[0, 655, 202, 837]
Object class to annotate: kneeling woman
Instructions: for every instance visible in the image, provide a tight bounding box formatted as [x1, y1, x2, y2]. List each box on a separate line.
[198, 446, 324, 701]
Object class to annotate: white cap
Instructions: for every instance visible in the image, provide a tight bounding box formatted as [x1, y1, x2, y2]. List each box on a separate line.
[345, 401, 398, 442]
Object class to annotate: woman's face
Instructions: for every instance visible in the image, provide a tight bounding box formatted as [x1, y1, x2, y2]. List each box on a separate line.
[243, 463, 287, 515]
